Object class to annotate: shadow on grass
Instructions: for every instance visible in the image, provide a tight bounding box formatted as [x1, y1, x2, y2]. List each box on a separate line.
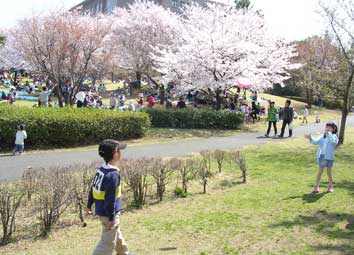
[336, 181, 354, 196]
[312, 244, 354, 255]
[286, 192, 327, 203]
[159, 247, 178, 251]
[270, 210, 354, 254]
[219, 179, 243, 188]
[256, 136, 270, 139]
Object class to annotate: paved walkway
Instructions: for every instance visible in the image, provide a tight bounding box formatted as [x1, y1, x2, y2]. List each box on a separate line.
[1, 116, 352, 182]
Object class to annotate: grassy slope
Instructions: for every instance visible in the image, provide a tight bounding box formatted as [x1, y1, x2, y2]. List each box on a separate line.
[2, 131, 354, 255]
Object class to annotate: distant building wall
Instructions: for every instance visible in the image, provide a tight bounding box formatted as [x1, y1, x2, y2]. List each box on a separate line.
[72, 0, 209, 14]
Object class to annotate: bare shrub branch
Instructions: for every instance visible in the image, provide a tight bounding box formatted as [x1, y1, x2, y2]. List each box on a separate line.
[0, 183, 24, 245]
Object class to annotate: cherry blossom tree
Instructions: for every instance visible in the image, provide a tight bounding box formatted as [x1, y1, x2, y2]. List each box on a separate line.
[111, 1, 180, 87]
[0, 35, 28, 70]
[151, 4, 299, 95]
[4, 11, 111, 106]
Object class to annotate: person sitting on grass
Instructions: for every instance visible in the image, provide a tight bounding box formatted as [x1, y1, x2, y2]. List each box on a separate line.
[87, 139, 135, 255]
[128, 100, 136, 112]
[176, 97, 186, 109]
[38, 86, 53, 107]
[147, 94, 155, 108]
[136, 94, 144, 111]
[304, 122, 338, 193]
[165, 96, 173, 109]
[13, 124, 27, 156]
[110, 94, 117, 110]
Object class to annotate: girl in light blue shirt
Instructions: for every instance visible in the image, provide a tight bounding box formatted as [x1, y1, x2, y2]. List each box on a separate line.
[305, 122, 338, 193]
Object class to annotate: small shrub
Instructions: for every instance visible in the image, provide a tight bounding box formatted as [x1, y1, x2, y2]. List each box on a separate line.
[21, 167, 44, 201]
[0, 183, 24, 245]
[213, 150, 226, 173]
[121, 159, 153, 208]
[34, 166, 74, 236]
[71, 163, 97, 227]
[229, 151, 248, 184]
[151, 158, 175, 201]
[144, 108, 243, 129]
[174, 187, 187, 198]
[200, 150, 213, 176]
[179, 158, 199, 194]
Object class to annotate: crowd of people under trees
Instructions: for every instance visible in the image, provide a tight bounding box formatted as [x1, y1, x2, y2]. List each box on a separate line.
[1, 70, 321, 131]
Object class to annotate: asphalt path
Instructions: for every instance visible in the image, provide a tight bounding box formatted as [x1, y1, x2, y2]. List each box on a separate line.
[0, 116, 352, 182]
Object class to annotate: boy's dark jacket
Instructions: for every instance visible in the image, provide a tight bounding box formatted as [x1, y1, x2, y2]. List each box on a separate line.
[87, 164, 122, 221]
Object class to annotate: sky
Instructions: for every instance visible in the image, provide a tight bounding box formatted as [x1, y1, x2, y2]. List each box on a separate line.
[0, 0, 326, 41]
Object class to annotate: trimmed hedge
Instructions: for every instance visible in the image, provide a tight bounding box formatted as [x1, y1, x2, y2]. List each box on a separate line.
[144, 108, 243, 129]
[0, 105, 150, 149]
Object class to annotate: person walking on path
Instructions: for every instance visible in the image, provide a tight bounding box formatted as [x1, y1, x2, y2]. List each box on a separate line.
[13, 124, 27, 156]
[304, 122, 338, 193]
[87, 139, 135, 255]
[279, 100, 294, 138]
[265, 101, 278, 137]
[302, 105, 309, 124]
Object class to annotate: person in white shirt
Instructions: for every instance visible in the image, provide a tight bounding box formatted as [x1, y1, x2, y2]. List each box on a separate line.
[39, 87, 53, 107]
[13, 124, 27, 155]
[128, 100, 136, 112]
[303, 105, 309, 124]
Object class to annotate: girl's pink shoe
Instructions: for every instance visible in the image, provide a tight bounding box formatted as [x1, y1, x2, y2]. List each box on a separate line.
[313, 185, 320, 193]
[327, 185, 334, 193]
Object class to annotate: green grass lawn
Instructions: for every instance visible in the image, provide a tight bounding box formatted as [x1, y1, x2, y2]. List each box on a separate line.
[2, 130, 354, 255]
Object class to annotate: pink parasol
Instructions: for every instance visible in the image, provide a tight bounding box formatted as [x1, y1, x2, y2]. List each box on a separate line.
[236, 78, 252, 89]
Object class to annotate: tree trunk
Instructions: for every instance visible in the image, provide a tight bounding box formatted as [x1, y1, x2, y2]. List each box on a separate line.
[305, 88, 313, 108]
[338, 69, 354, 146]
[242, 170, 247, 184]
[56, 83, 64, 107]
[215, 88, 222, 110]
[13, 70, 18, 86]
[159, 86, 165, 105]
[203, 180, 207, 194]
[136, 71, 142, 89]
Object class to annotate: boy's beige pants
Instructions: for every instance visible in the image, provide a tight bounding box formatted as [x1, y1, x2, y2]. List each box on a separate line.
[93, 216, 129, 255]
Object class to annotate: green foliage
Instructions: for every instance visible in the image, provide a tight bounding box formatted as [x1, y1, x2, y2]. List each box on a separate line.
[0, 105, 150, 149]
[0, 35, 5, 46]
[174, 187, 187, 198]
[234, 0, 251, 10]
[144, 108, 243, 129]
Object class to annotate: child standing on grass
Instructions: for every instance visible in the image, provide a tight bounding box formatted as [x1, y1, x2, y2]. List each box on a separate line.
[304, 122, 338, 193]
[302, 105, 309, 124]
[87, 139, 135, 255]
[13, 124, 27, 156]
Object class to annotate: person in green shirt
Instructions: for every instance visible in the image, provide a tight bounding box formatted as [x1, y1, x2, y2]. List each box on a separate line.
[265, 101, 278, 137]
